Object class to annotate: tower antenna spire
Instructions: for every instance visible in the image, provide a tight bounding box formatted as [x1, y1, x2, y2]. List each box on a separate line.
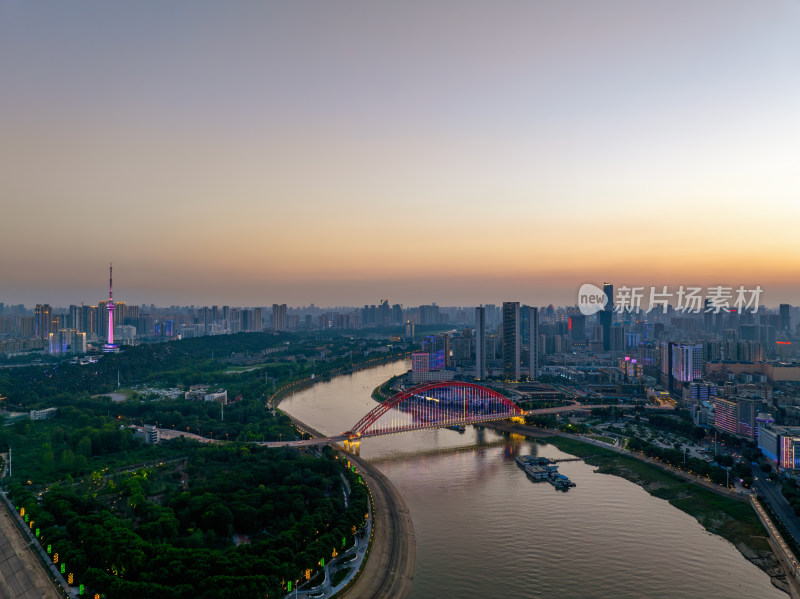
[103, 262, 118, 353]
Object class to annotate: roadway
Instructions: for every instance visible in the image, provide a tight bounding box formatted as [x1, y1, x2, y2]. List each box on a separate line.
[0, 499, 62, 599]
[339, 450, 415, 599]
[752, 468, 800, 550]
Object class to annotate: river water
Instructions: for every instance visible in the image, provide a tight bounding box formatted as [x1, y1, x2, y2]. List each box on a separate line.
[280, 362, 783, 599]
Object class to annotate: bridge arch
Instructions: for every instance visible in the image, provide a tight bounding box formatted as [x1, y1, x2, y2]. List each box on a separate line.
[347, 381, 522, 438]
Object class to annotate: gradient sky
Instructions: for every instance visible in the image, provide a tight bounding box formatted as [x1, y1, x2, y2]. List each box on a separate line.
[2, 1, 799, 308]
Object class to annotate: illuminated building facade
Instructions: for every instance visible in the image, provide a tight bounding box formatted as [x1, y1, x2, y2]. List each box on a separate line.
[714, 396, 767, 440]
[672, 344, 703, 383]
[34, 304, 52, 340]
[758, 423, 800, 470]
[713, 397, 737, 435]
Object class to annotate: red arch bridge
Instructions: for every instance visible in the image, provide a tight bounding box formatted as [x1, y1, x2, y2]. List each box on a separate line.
[345, 381, 523, 439]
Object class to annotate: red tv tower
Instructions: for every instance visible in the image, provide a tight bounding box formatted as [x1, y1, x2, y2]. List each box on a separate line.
[102, 263, 117, 352]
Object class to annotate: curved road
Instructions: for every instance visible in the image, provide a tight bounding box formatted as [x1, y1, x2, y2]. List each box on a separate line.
[340, 451, 415, 599]
[287, 418, 416, 599]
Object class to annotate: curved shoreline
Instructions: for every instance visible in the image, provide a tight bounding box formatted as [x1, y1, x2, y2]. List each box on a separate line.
[483, 419, 798, 596]
[275, 363, 416, 599]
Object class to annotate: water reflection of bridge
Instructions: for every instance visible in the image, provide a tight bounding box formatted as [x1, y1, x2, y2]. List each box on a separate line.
[263, 381, 670, 450]
[345, 381, 523, 439]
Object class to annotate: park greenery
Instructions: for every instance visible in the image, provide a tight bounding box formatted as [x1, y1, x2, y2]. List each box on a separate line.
[9, 443, 368, 598]
[0, 330, 410, 598]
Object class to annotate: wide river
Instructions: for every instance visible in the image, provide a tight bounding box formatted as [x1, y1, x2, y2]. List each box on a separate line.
[280, 361, 783, 599]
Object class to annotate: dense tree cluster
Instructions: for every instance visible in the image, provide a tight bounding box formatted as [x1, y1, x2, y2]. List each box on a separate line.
[10, 444, 368, 599]
[646, 414, 706, 441]
[0, 331, 408, 597]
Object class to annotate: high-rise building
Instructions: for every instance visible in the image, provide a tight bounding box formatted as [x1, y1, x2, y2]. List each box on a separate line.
[114, 301, 127, 328]
[271, 304, 288, 331]
[596, 283, 613, 351]
[34, 304, 52, 340]
[502, 301, 520, 381]
[603, 283, 614, 312]
[69, 305, 82, 333]
[475, 306, 486, 380]
[671, 343, 703, 383]
[251, 307, 263, 332]
[528, 306, 539, 380]
[569, 312, 586, 343]
[780, 304, 791, 333]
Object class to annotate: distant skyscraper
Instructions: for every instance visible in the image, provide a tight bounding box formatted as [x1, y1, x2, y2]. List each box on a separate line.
[102, 264, 117, 352]
[599, 282, 614, 351]
[475, 306, 486, 380]
[603, 282, 614, 311]
[272, 304, 288, 331]
[34, 304, 52, 340]
[528, 306, 539, 380]
[502, 301, 520, 381]
[780, 304, 791, 332]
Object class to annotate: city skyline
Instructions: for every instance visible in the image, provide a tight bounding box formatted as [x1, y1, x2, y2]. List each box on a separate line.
[3, 2, 800, 306]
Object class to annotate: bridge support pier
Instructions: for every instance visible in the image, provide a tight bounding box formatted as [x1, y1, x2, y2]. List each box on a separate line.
[343, 439, 361, 455]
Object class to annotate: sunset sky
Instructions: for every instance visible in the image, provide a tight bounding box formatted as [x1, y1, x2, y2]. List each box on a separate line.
[2, 1, 799, 308]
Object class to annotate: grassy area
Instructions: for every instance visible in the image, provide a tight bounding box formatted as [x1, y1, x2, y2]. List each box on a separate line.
[546, 436, 774, 561]
[332, 567, 352, 587]
[587, 434, 615, 445]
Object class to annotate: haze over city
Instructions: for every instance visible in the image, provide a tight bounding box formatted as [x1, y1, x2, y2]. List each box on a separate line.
[2, 1, 799, 307]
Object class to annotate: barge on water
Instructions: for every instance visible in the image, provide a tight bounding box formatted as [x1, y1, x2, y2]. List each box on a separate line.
[516, 455, 576, 490]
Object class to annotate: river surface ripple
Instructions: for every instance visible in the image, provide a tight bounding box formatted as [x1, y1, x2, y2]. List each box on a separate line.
[280, 362, 783, 599]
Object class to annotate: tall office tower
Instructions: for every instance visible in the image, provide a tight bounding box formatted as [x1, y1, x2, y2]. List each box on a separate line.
[672, 343, 703, 383]
[780, 304, 791, 332]
[596, 282, 612, 351]
[475, 306, 486, 380]
[34, 304, 52, 340]
[703, 299, 714, 332]
[528, 306, 539, 380]
[603, 282, 614, 312]
[272, 304, 288, 331]
[103, 264, 117, 352]
[502, 301, 521, 381]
